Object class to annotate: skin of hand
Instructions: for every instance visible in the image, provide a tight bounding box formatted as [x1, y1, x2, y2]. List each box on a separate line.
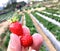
[7, 26, 43, 51]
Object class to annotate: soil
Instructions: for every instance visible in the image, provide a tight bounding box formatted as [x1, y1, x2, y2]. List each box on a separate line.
[0, 21, 10, 35]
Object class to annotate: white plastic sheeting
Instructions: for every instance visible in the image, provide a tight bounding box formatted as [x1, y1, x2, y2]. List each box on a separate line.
[36, 12, 60, 27]
[30, 14, 60, 51]
[42, 11, 52, 15]
[42, 11, 60, 17]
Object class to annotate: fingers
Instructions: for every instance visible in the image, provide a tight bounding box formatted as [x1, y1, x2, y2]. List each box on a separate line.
[22, 26, 30, 35]
[22, 47, 28, 51]
[22, 26, 43, 51]
[29, 47, 36, 51]
[7, 26, 43, 51]
[31, 33, 43, 51]
[22, 26, 31, 51]
[7, 34, 21, 51]
[7, 26, 31, 51]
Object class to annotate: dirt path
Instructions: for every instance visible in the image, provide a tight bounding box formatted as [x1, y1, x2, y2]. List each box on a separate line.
[0, 21, 10, 35]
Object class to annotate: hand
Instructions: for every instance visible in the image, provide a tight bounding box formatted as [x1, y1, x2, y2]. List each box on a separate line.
[7, 26, 43, 51]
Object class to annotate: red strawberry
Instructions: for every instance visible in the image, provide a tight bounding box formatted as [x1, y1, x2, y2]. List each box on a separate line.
[9, 21, 23, 36]
[20, 35, 33, 47]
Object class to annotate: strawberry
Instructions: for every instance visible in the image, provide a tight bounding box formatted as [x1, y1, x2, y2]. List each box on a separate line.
[20, 35, 33, 47]
[9, 21, 23, 36]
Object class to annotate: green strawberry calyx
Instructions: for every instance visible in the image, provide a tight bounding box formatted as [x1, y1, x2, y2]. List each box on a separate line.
[9, 16, 19, 23]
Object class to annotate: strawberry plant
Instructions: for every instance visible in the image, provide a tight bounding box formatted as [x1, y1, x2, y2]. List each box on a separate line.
[45, 8, 59, 14]
[0, 30, 11, 51]
[25, 12, 37, 34]
[3, 31, 10, 48]
[0, 48, 2, 51]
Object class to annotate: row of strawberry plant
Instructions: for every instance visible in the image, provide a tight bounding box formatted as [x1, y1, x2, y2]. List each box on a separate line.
[0, 11, 14, 23]
[25, 12, 47, 51]
[25, 12, 37, 34]
[36, 11, 60, 22]
[24, 4, 42, 11]
[31, 12, 60, 41]
[42, 11, 60, 17]
[45, 8, 59, 15]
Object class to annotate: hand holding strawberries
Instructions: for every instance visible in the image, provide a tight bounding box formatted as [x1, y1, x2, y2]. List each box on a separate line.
[7, 21, 43, 51]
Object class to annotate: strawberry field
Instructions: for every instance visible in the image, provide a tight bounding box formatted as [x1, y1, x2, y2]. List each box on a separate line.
[0, 11, 14, 23]
[0, 2, 60, 51]
[32, 11, 60, 41]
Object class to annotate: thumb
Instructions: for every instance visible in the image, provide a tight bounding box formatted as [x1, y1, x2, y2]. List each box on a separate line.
[7, 33, 21, 51]
[30, 33, 43, 51]
[22, 26, 30, 35]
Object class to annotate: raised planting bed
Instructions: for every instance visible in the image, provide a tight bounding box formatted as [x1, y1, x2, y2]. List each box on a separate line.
[35, 12, 60, 27]
[45, 8, 60, 15]
[36, 11, 60, 22]
[32, 12, 60, 41]
[41, 11, 60, 17]
[25, 12, 47, 51]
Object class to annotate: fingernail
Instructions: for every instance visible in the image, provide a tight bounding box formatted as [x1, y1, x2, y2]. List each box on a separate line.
[10, 33, 18, 40]
[10, 34, 15, 39]
[29, 47, 36, 51]
[32, 49, 36, 51]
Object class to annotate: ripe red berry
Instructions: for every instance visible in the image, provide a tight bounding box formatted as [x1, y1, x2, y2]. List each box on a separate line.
[9, 21, 23, 36]
[20, 35, 33, 47]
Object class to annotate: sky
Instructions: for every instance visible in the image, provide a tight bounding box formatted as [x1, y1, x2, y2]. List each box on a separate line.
[17, 0, 28, 3]
[0, 0, 8, 7]
[0, 0, 28, 7]
[0, 0, 43, 7]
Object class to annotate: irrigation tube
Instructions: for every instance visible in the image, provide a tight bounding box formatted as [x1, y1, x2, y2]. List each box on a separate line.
[30, 14, 60, 51]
